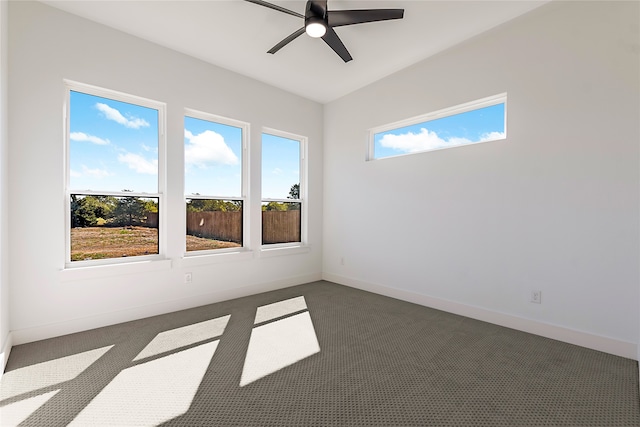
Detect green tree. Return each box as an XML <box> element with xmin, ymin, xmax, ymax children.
<box><xmin>262</xmin><ymin>201</ymin><xmax>287</xmax><ymax>211</ymax></box>
<box><xmin>143</xmin><ymin>199</ymin><xmax>159</xmax><ymax>213</ymax></box>
<box><xmin>187</xmin><ymin>198</ymin><xmax>241</xmax><ymax>212</ymax></box>
<box><xmin>113</xmin><ymin>191</ymin><xmax>146</xmax><ymax>227</ymax></box>
<box><xmin>287</xmin><ymin>183</ymin><xmax>301</xmax><ymax>210</ymax></box>
<box><xmin>288</xmin><ymin>183</ymin><xmax>300</xmax><ymax>199</ymax></box>
<box><xmin>70</xmin><ymin>195</ymin><xmax>116</xmax><ymax>227</ymax></box>
<box><xmin>71</xmin><ymin>195</ymin><xmax>96</xmax><ymax>227</ymax></box>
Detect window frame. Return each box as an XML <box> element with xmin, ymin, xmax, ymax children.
<box><xmin>183</xmin><ymin>108</ymin><xmax>250</xmax><ymax>256</ymax></box>
<box><xmin>261</xmin><ymin>127</ymin><xmax>307</xmax><ymax>250</ymax></box>
<box><xmin>64</xmin><ymin>80</ymin><xmax>167</xmax><ymax>268</ymax></box>
<box><xmin>368</xmin><ymin>93</ymin><xmax>507</xmax><ymax>161</ymax></box>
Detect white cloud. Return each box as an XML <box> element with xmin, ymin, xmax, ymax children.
<box><xmin>379</xmin><ymin>128</ymin><xmax>504</xmax><ymax>154</ymax></box>
<box><xmin>272</xmin><ymin>168</ymin><xmax>283</xmax><ymax>175</ymax></box>
<box><xmin>184</xmin><ymin>129</ymin><xmax>239</xmax><ymax>168</ymax></box>
<box><xmin>70</xmin><ymin>132</ymin><xmax>110</xmax><ymax>145</ymax></box>
<box><xmin>140</xmin><ymin>143</ymin><xmax>158</xmax><ymax>154</ymax></box>
<box><xmin>480</xmin><ymin>131</ymin><xmax>506</xmax><ymax>141</ymax></box>
<box><xmin>81</xmin><ymin>165</ymin><xmax>112</xmax><ymax>178</ymax></box>
<box><xmin>379</xmin><ymin>128</ymin><xmax>471</xmax><ymax>153</ymax></box>
<box><xmin>96</xmin><ymin>103</ymin><xmax>149</xmax><ymax>129</ymax></box>
<box><xmin>118</xmin><ymin>152</ymin><xmax>158</xmax><ymax>174</ymax></box>
<box><xmin>70</xmin><ymin>169</ymin><xmax>81</xmax><ymax>178</ymax></box>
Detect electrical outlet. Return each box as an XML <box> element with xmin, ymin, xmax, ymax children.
<box><xmin>184</xmin><ymin>272</ymin><xmax>193</xmax><ymax>284</ymax></box>
<box><xmin>530</xmin><ymin>290</ymin><xmax>541</xmax><ymax>304</ymax></box>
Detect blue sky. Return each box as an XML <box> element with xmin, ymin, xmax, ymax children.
<box><xmin>374</xmin><ymin>103</ymin><xmax>506</xmax><ymax>159</ymax></box>
<box><xmin>261</xmin><ymin>133</ymin><xmax>300</xmax><ymax>200</ymax></box>
<box><xmin>69</xmin><ymin>91</ymin><xmax>159</xmax><ymax>193</ymax></box>
<box><xmin>70</xmin><ymin>91</ymin><xmax>300</xmax><ymax>199</ymax></box>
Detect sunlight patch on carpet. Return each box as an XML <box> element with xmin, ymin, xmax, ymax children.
<box><xmin>0</xmin><ymin>346</ymin><xmax>113</xmax><ymax>400</ymax></box>
<box><xmin>69</xmin><ymin>340</ymin><xmax>218</xmax><ymax>426</ymax></box>
<box><xmin>0</xmin><ymin>390</ymin><xmax>59</xmax><ymax>426</ymax></box>
<box><xmin>133</xmin><ymin>315</ymin><xmax>230</xmax><ymax>361</ymax></box>
<box><xmin>240</xmin><ymin>311</ymin><xmax>320</xmax><ymax>387</ymax></box>
<box><xmin>254</xmin><ymin>296</ymin><xmax>307</xmax><ymax>324</ymax></box>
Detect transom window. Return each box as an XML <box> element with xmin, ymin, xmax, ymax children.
<box><xmin>370</xmin><ymin>93</ymin><xmax>507</xmax><ymax>160</ymax></box>
<box><xmin>184</xmin><ymin>110</ymin><xmax>248</xmax><ymax>253</ymax></box>
<box><xmin>65</xmin><ymin>81</ymin><xmax>165</xmax><ymax>265</ymax></box>
<box><xmin>261</xmin><ymin>130</ymin><xmax>306</xmax><ymax>246</ymax></box>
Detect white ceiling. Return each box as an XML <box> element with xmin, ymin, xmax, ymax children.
<box><xmin>42</xmin><ymin>0</ymin><xmax>550</xmax><ymax>104</ymax></box>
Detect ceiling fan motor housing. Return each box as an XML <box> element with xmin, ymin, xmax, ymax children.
<box><xmin>305</xmin><ymin>0</ymin><xmax>327</xmax><ymax>35</ymax></box>
<box><xmin>305</xmin><ymin>0</ymin><xmax>327</xmax><ymax>21</ymax></box>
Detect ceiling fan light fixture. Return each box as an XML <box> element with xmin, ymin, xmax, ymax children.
<box><xmin>305</xmin><ymin>17</ymin><xmax>326</xmax><ymax>38</ymax></box>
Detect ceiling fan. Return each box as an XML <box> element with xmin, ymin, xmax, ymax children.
<box><xmin>245</xmin><ymin>0</ymin><xmax>404</xmax><ymax>63</ymax></box>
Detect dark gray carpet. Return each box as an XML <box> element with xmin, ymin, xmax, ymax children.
<box><xmin>2</xmin><ymin>281</ymin><xmax>639</xmax><ymax>426</ymax></box>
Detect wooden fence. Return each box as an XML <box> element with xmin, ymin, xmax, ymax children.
<box><xmin>187</xmin><ymin>211</ymin><xmax>242</xmax><ymax>243</ymax></box>
<box><xmin>146</xmin><ymin>212</ymin><xmax>159</xmax><ymax>228</ymax></box>
<box><xmin>262</xmin><ymin>210</ymin><xmax>300</xmax><ymax>244</ymax></box>
<box><xmin>186</xmin><ymin>210</ymin><xmax>300</xmax><ymax>244</ymax></box>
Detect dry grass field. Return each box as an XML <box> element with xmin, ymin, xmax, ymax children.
<box><xmin>185</xmin><ymin>235</ymin><xmax>240</xmax><ymax>252</ymax></box>
<box><xmin>70</xmin><ymin>227</ymin><xmax>240</xmax><ymax>261</ymax></box>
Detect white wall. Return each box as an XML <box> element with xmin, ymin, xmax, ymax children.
<box><xmin>1</xmin><ymin>0</ymin><xmax>10</xmax><ymax>368</ymax></box>
<box><xmin>8</xmin><ymin>1</ymin><xmax>323</xmax><ymax>343</ymax></box>
<box><xmin>323</xmin><ymin>1</ymin><xmax>640</xmax><ymax>358</ymax></box>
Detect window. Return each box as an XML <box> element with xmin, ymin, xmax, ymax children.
<box><xmin>65</xmin><ymin>81</ymin><xmax>165</xmax><ymax>265</ymax></box>
<box><xmin>184</xmin><ymin>111</ymin><xmax>247</xmax><ymax>253</ymax></box>
<box><xmin>261</xmin><ymin>130</ymin><xmax>305</xmax><ymax>246</ymax></box>
<box><xmin>369</xmin><ymin>93</ymin><xmax>507</xmax><ymax>160</ymax></box>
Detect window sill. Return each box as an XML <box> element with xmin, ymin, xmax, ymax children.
<box><xmin>179</xmin><ymin>250</ymin><xmax>255</xmax><ymax>267</ymax></box>
<box><xmin>60</xmin><ymin>258</ymin><xmax>173</xmax><ymax>282</ymax></box>
<box><xmin>260</xmin><ymin>245</ymin><xmax>310</xmax><ymax>258</ymax></box>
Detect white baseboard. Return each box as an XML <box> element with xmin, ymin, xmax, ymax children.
<box><xmin>323</xmin><ymin>273</ymin><xmax>637</xmax><ymax>360</ymax></box>
<box><xmin>1</xmin><ymin>330</ymin><xmax>12</xmax><ymax>373</ymax></box>
<box><xmin>11</xmin><ymin>272</ymin><xmax>322</xmax><ymax>346</ymax></box>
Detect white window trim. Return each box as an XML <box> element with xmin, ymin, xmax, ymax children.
<box><xmin>178</xmin><ymin>250</ymin><xmax>255</xmax><ymax>267</ymax></box>
<box><xmin>260</xmin><ymin>244</ymin><xmax>310</xmax><ymax>258</ymax></box>
<box><xmin>367</xmin><ymin>93</ymin><xmax>508</xmax><ymax>161</ymax></box>
<box><xmin>183</xmin><ymin>108</ymin><xmax>250</xmax><ymax>257</ymax></box>
<box><xmin>60</xmin><ymin>259</ymin><xmax>173</xmax><ymax>282</ymax></box>
<box><xmin>261</xmin><ymin>127</ymin><xmax>308</xmax><ymax>251</ymax></box>
<box><xmin>63</xmin><ymin>80</ymin><xmax>167</xmax><ymax>268</ymax></box>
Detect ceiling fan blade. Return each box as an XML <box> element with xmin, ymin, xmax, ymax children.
<box><xmin>321</xmin><ymin>26</ymin><xmax>353</xmax><ymax>63</ymax></box>
<box><xmin>267</xmin><ymin>27</ymin><xmax>306</xmax><ymax>54</ymax></box>
<box><xmin>327</xmin><ymin>9</ymin><xmax>404</xmax><ymax>27</ymax></box>
<box><xmin>245</xmin><ymin>0</ymin><xmax>304</xmax><ymax>19</ymax></box>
